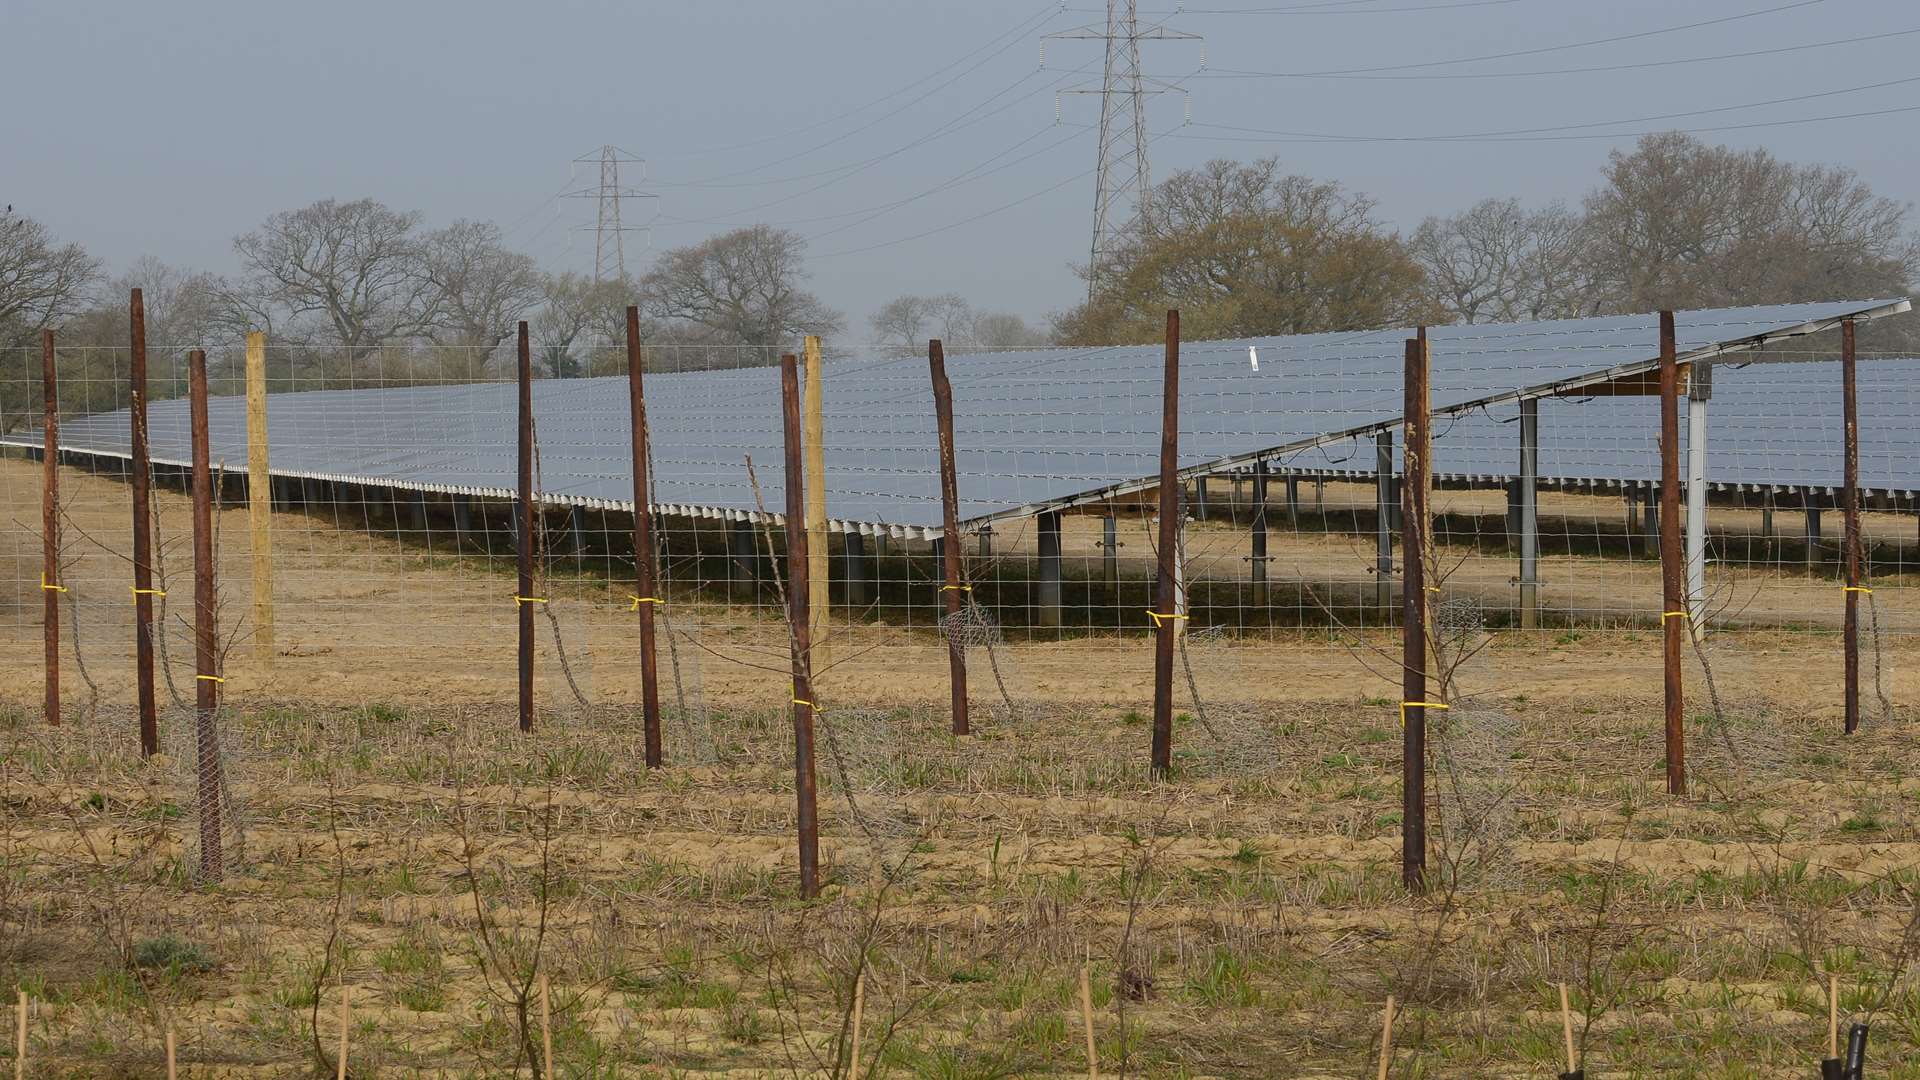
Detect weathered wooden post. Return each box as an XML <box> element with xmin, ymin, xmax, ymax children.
<box><xmin>779</xmin><ymin>353</ymin><xmax>821</xmax><ymax>899</ymax></box>
<box><xmin>1842</xmin><ymin>317</ymin><xmax>1861</xmax><ymax>734</ymax></box>
<box><xmin>803</xmin><ymin>335</ymin><xmax>831</xmax><ymax>672</ymax></box>
<box><xmin>1658</xmin><ymin>311</ymin><xmax>1687</xmax><ymax>796</ymax></box>
<box><xmin>130</xmin><ymin>290</ymin><xmax>160</xmax><ymax>758</ymax></box>
<box><xmin>627</xmin><ymin>307</ymin><xmax>664</xmax><ymax>765</ymax></box>
<box><xmin>516</xmin><ymin>321</ymin><xmax>536</xmax><ymax>733</ymax></box>
<box><xmin>244</xmin><ymin>331</ymin><xmax>275</xmax><ymax>666</ymax></box>
<box><xmin>1150</xmin><ymin>309</ymin><xmax>1181</xmax><ymax>777</ymax></box>
<box><xmin>928</xmin><ymin>339</ymin><xmax>969</xmax><ymax>736</ymax></box>
<box><xmin>1401</xmin><ymin>331</ymin><xmax>1433</xmax><ymax>893</ymax></box>
<box><xmin>188</xmin><ymin>349</ymin><xmax>226</xmax><ymax>879</ymax></box>
<box><xmin>40</xmin><ymin>331</ymin><xmax>60</xmax><ymax>726</ymax></box>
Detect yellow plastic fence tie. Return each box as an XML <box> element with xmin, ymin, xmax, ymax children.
<box><xmin>628</xmin><ymin>595</ymin><xmax>664</xmax><ymax>611</ymax></box>
<box><xmin>938</xmin><ymin>584</ymin><xmax>972</xmax><ymax>593</ymax></box>
<box><xmin>514</xmin><ymin>596</ymin><xmax>548</xmax><ymax>604</ymax></box>
<box><xmin>1662</xmin><ymin>611</ymin><xmax>1691</xmax><ymax>620</ymax></box>
<box><xmin>791</xmin><ymin>698</ymin><xmax>816</xmax><ymax>709</ymax></box>
<box><xmin>195</xmin><ymin>674</ymin><xmax>225</xmax><ymax>684</ymax></box>
<box><xmin>1399</xmin><ymin>701</ymin><xmax>1450</xmax><ymax>728</ymax></box>
<box><xmin>1145</xmin><ymin>609</ymin><xmax>1189</xmax><ymax>626</ymax></box>
<box><xmin>39</xmin><ymin>573</ymin><xmax>66</xmax><ymax>593</ymax></box>
<box><xmin>1843</xmin><ymin>585</ymin><xmax>1874</xmax><ymax>595</ymax></box>
<box><xmin>130</xmin><ymin>586</ymin><xmax>166</xmax><ymax>598</ymax></box>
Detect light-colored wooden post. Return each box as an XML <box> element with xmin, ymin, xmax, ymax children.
<box><xmin>1830</xmin><ymin>973</ymin><xmax>1840</xmax><ymax>1059</ymax></box>
<box><xmin>166</xmin><ymin>1024</ymin><xmax>176</xmax><ymax>1080</ymax></box>
<box><xmin>245</xmin><ymin>331</ymin><xmax>274</xmax><ymax>666</ymax></box>
<box><xmin>848</xmin><ymin>971</ymin><xmax>865</xmax><ymax>1080</ymax></box>
<box><xmin>336</xmin><ymin>984</ymin><xmax>350</xmax><ymax>1080</ymax></box>
<box><xmin>1376</xmin><ymin>995</ymin><xmax>1394</xmax><ymax>1080</ymax></box>
<box><xmin>1559</xmin><ymin>982</ymin><xmax>1576</xmax><ymax>1075</ymax></box>
<box><xmin>802</xmin><ymin>335</ymin><xmax>830</xmax><ymax>672</ymax></box>
<box><xmin>539</xmin><ymin>972</ymin><xmax>554</xmax><ymax>1078</ymax></box>
<box><xmin>14</xmin><ymin>989</ymin><xmax>25</xmax><ymax>1080</ymax></box>
<box><xmin>1079</xmin><ymin>965</ymin><xmax>1098</xmax><ymax>1078</ymax></box>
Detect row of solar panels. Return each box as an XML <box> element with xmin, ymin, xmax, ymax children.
<box><xmin>9</xmin><ymin>298</ymin><xmax>1911</xmax><ymax>535</ymax></box>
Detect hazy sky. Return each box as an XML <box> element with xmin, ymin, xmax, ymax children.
<box><xmin>4</xmin><ymin>0</ymin><xmax>1917</xmax><ymax>336</ymax></box>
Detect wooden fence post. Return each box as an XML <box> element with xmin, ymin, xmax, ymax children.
<box><xmin>1658</xmin><ymin>311</ymin><xmax>1687</xmax><ymax>795</ymax></box>
<box><xmin>1150</xmin><ymin>309</ymin><xmax>1181</xmax><ymax>777</ymax></box>
<box><xmin>780</xmin><ymin>353</ymin><xmax>821</xmax><ymax>899</ymax></box>
<box><xmin>1401</xmin><ymin>331</ymin><xmax>1432</xmax><ymax>893</ymax></box>
<box><xmin>245</xmin><ymin>331</ymin><xmax>275</xmax><ymax>666</ymax></box>
<box><xmin>130</xmin><ymin>291</ymin><xmax>159</xmax><ymax>757</ymax></box>
<box><xmin>188</xmin><ymin>349</ymin><xmax>226</xmax><ymax>880</ymax></box>
<box><xmin>517</xmin><ymin>321</ymin><xmax>536</xmax><ymax>733</ymax></box>
<box><xmin>41</xmin><ymin>330</ymin><xmax>60</xmax><ymax>726</ymax></box>
<box><xmin>626</xmin><ymin>307</ymin><xmax>664</xmax><ymax>765</ymax></box>
<box><xmin>928</xmin><ymin>339</ymin><xmax>969</xmax><ymax>736</ymax></box>
<box><xmin>14</xmin><ymin>988</ymin><xmax>25</xmax><ymax>1080</ymax></box>
<box><xmin>1842</xmin><ymin>317</ymin><xmax>1861</xmax><ymax>734</ymax></box>
<box><xmin>803</xmin><ymin>335</ymin><xmax>830</xmax><ymax>673</ymax></box>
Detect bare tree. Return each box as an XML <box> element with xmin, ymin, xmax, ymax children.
<box><xmin>1580</xmin><ymin>132</ymin><xmax>1916</xmax><ymax>313</ymax></box>
<box><xmin>118</xmin><ymin>258</ymin><xmax>224</xmax><ymax>345</ymax></box>
<box><xmin>228</xmin><ymin>198</ymin><xmax>440</xmax><ymax>361</ymax></box>
<box><xmin>0</xmin><ymin>211</ymin><xmax>101</xmax><ymax>429</ymax></box>
<box><xmin>0</xmin><ymin>210</ymin><xmax>100</xmax><ymax>347</ymax></box>
<box><xmin>107</xmin><ymin>258</ymin><xmax>226</xmax><ymax>399</ymax></box>
<box><xmin>869</xmin><ymin>293</ymin><xmax>977</xmax><ymax>355</ymax></box>
<box><xmin>869</xmin><ymin>295</ymin><xmax>935</xmax><ymax>357</ymax></box>
<box><xmin>969</xmin><ymin>311</ymin><xmax>1048</xmax><ymax>350</ymax></box>
<box><xmin>643</xmin><ymin>225</ymin><xmax>843</xmax><ymax>354</ymax></box>
<box><xmin>420</xmin><ymin>220</ymin><xmax>544</xmax><ymax>367</ymax></box>
<box><xmin>1056</xmin><ymin>157</ymin><xmax>1437</xmax><ymax>344</ymax></box>
<box><xmin>530</xmin><ymin>272</ymin><xmax>637</xmax><ymax>378</ymax></box>
<box><xmin>1411</xmin><ymin>199</ymin><xmax>1589</xmax><ymax>324</ymax></box>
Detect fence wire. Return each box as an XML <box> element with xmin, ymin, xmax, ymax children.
<box><xmin>0</xmin><ymin>325</ymin><xmax>1909</xmax><ymax>751</ymax></box>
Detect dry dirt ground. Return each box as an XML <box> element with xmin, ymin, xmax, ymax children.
<box><xmin>4</xmin><ymin>461</ymin><xmax>1920</xmax><ymax>1076</ymax></box>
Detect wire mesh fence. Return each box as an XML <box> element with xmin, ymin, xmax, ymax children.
<box><xmin>5</xmin><ymin>301</ymin><xmax>1920</xmax><ymax>1076</ymax></box>
<box><xmin>2</xmin><ymin>314</ymin><xmax>1915</xmax><ymax>738</ymax></box>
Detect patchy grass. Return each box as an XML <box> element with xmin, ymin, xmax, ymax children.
<box><xmin>1</xmin><ymin>631</ymin><xmax>1918</xmax><ymax>1076</ymax></box>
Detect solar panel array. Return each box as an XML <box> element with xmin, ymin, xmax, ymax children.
<box><xmin>1277</xmin><ymin>355</ymin><xmax>1920</xmax><ymax>498</ymax></box>
<box><xmin>12</xmin><ymin>298</ymin><xmax>1911</xmax><ymax>534</ymax></box>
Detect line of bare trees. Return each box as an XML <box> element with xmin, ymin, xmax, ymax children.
<box><xmin>0</xmin><ymin>200</ymin><xmax>859</xmax><ymax>426</ymax></box>
<box><xmin>1056</xmin><ymin>132</ymin><xmax>1919</xmax><ymax>344</ymax></box>
<box><xmin>4</xmin><ymin>129</ymin><xmax>1917</xmax><ymax>423</ymax></box>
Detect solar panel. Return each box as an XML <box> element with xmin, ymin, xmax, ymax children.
<box><xmin>17</xmin><ymin>298</ymin><xmax>1911</xmax><ymax>533</ymax></box>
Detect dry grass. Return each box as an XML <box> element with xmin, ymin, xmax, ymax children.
<box><xmin>7</xmin><ymin>460</ymin><xmax>1920</xmax><ymax>1076</ymax></box>
<box><xmin>0</xmin><ymin>664</ymin><xmax>1917</xmax><ymax>1077</ymax></box>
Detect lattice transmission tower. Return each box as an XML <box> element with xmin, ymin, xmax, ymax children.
<box><xmin>567</xmin><ymin>146</ymin><xmax>658</xmax><ymax>282</ymax></box>
<box><xmin>1046</xmin><ymin>1</ymin><xmax>1201</xmax><ymax>296</ymax></box>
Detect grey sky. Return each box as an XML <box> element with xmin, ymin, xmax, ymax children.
<box><xmin>4</xmin><ymin>0</ymin><xmax>1916</xmax><ymax>336</ymax></box>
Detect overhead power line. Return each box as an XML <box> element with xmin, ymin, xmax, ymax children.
<box><xmin>1073</xmin><ymin>0</ymin><xmax>1527</xmax><ymax>14</ymax></box>
<box><xmin>654</xmin><ymin>63</ymin><xmax>1101</xmax><ymax>230</ymax></box>
<box><xmin>814</xmin><ymin>124</ymin><xmax>1182</xmax><ymax>260</ymax></box>
<box><xmin>1198</xmin><ymin>0</ymin><xmax>1827</xmax><ymax>80</ymax></box>
<box><xmin>664</xmin><ymin>4</ymin><xmax>1067</xmax><ymax>187</ymax></box>
<box><xmin>1194</xmin><ymin>25</ymin><xmax>1920</xmax><ymax>80</ymax></box>
<box><xmin>1173</xmin><ymin>94</ymin><xmax>1920</xmax><ymax>145</ymax></box>
<box><xmin>650</xmin><ymin>1</ymin><xmax>1069</xmax><ymax>163</ymax></box>
<box><xmin>656</xmin><ymin>121</ymin><xmax>1090</xmax><ymax>235</ymax></box>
